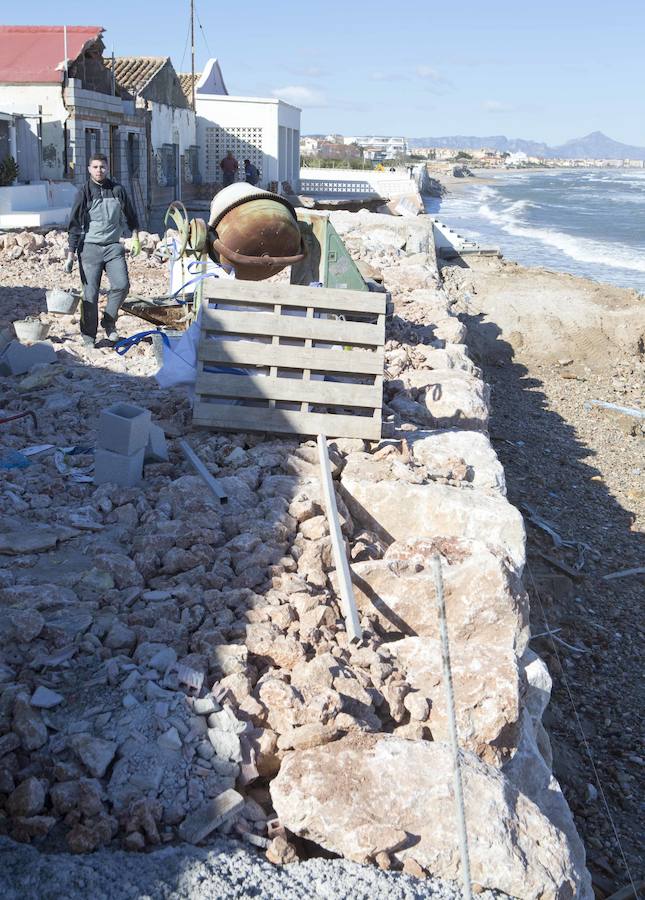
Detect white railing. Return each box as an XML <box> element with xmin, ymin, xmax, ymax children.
<box><xmin>299</xmin><ymin>167</ymin><xmax>418</xmax><ymax>198</ymax></box>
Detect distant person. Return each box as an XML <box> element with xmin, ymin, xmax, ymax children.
<box><xmin>244</xmin><ymin>159</ymin><xmax>260</xmax><ymax>186</ymax></box>
<box><xmin>220</xmin><ymin>151</ymin><xmax>239</xmax><ymax>187</ymax></box>
<box><xmin>65</xmin><ymin>153</ymin><xmax>140</xmax><ymax>347</ymax></box>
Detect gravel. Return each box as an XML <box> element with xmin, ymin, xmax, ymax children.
<box><xmin>0</xmin><ymin>836</ymin><xmax>486</xmax><ymax>900</ymax></box>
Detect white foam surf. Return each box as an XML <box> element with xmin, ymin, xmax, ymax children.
<box><xmin>477</xmin><ymin>200</ymin><xmax>645</xmax><ymax>273</ymax></box>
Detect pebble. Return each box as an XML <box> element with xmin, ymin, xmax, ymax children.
<box><xmin>158</xmin><ymin>728</ymin><xmax>182</xmax><ymax>752</ymax></box>
<box><xmin>30</xmin><ymin>686</ymin><xmax>64</xmax><ymax>709</ymax></box>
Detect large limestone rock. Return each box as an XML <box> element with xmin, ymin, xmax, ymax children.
<box><xmin>407</xmin><ymin>429</ymin><xmax>506</xmax><ymax>495</ymax></box>
<box><xmin>340</xmin><ymin>477</ymin><xmax>526</xmax><ymax>574</ymax></box>
<box><xmin>351</xmin><ymin>538</ymin><xmax>529</xmax><ymax>652</ymax></box>
<box><xmin>388</xmin><ymin>637</ymin><xmax>520</xmax><ymax>764</ymax></box>
<box><xmin>395</xmin><ymin>369</ymin><xmax>490</xmax><ymax>431</ymax></box>
<box><xmin>412</xmin><ymin>343</ymin><xmax>480</xmax><ymax>376</ymax></box>
<box><xmin>271</xmin><ymin>734</ymin><xmax>591</xmax><ymax>899</ymax></box>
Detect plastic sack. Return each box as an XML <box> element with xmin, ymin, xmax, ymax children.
<box><xmin>155</xmin><ymin>312</ymin><xmax>203</xmax><ymax>390</ymax></box>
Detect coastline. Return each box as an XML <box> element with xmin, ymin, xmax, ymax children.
<box><xmin>422</xmin><ymin>166</ymin><xmax>645</xmax><ymax>295</ymax></box>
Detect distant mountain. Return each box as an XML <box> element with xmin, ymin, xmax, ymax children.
<box><xmin>550</xmin><ymin>131</ymin><xmax>645</xmax><ymax>160</ymax></box>
<box><xmin>408</xmin><ymin>131</ymin><xmax>645</xmax><ymax>160</ymax></box>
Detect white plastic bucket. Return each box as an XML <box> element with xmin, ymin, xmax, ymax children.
<box><xmin>46</xmin><ymin>288</ymin><xmax>80</xmax><ymax>315</ymax></box>
<box><xmin>13</xmin><ymin>319</ymin><xmax>50</xmax><ymax>343</ymax></box>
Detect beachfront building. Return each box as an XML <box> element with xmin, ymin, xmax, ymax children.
<box><xmin>0</xmin><ymin>25</ymin><xmax>147</xmax><ymax>228</ymax></box>
<box><xmin>344</xmin><ymin>136</ymin><xmax>408</xmax><ymax>161</ymax></box>
<box><xmin>108</xmin><ymin>55</ymin><xmax>199</xmax><ymax>226</ymax></box>
<box><xmin>191</xmin><ymin>59</ymin><xmax>301</xmax><ymax>191</ymax></box>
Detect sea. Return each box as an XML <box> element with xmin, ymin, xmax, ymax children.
<box><xmin>424</xmin><ymin>168</ymin><xmax>645</xmax><ymax>294</ymax></box>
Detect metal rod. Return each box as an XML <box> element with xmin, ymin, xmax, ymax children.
<box><xmin>179</xmin><ymin>439</ymin><xmax>227</xmax><ymax>504</ymax></box>
<box><xmin>431</xmin><ymin>553</ymin><xmax>472</xmax><ymax>900</ymax></box>
<box><xmin>190</xmin><ymin>0</ymin><xmax>196</xmax><ymax>111</ymax></box>
<box><xmin>317</xmin><ymin>434</ymin><xmax>362</xmax><ymax>642</ymax></box>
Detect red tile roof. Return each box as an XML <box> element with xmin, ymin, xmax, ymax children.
<box><xmin>0</xmin><ymin>26</ymin><xmax>103</xmax><ymax>84</ymax></box>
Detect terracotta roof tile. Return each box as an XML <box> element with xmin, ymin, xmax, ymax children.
<box><xmin>177</xmin><ymin>72</ymin><xmax>200</xmax><ymax>105</ymax></box>
<box><xmin>106</xmin><ymin>56</ymin><xmax>167</xmax><ymax>96</ymax></box>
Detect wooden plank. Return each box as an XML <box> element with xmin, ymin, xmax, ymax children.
<box><xmin>195</xmin><ymin>372</ymin><xmax>381</xmax><ymax>408</ymax></box>
<box><xmin>201</xmin><ymin>308</ymin><xmax>383</xmax><ymax>345</ymax></box>
<box><xmin>178</xmin><ymin>440</ymin><xmax>228</xmax><ymax>504</ymax></box>
<box><xmin>203</xmin><ymin>278</ymin><xmax>386</xmax><ymax>315</ymax></box>
<box><xmin>193</xmin><ymin>402</ymin><xmax>382</xmax><ymax>440</ymax></box>
<box><xmin>317</xmin><ymin>434</ymin><xmax>362</xmax><ymax>642</ymax></box>
<box><xmin>198</xmin><ymin>340</ymin><xmax>385</xmax><ymax>375</ymax></box>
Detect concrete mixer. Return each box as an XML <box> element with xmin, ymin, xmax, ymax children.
<box><xmin>121</xmin><ymin>185</ymin><xmax>307</xmax><ymax>330</ymax></box>
<box><xmin>207</xmin><ymin>183</ymin><xmax>306</xmax><ymax>280</ymax></box>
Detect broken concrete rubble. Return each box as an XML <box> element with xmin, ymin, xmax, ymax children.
<box><xmin>0</xmin><ymin>215</ymin><xmax>590</xmax><ymax>896</ymax></box>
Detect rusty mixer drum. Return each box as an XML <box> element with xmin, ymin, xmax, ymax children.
<box><xmin>207</xmin><ymin>183</ymin><xmax>306</xmax><ymax>281</ymax></box>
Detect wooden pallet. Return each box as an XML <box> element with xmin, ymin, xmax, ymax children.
<box><xmin>193</xmin><ymin>280</ymin><xmax>386</xmax><ymax>439</ymax></box>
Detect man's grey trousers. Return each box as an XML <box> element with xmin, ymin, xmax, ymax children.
<box><xmin>78</xmin><ymin>242</ymin><xmax>130</xmax><ymax>338</ymax></box>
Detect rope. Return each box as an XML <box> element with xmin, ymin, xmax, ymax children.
<box><xmin>431</xmin><ymin>554</ymin><xmax>473</xmax><ymax>899</ymax></box>
<box><xmin>526</xmin><ymin>561</ymin><xmax>639</xmax><ymax>895</ymax></box>
<box><xmin>113</xmin><ymin>329</ymin><xmax>168</xmax><ymax>356</ymax></box>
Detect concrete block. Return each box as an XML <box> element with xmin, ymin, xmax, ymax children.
<box><xmin>98</xmin><ymin>403</ymin><xmax>151</xmax><ymax>455</ymax></box>
<box><xmin>178</xmin><ymin>789</ymin><xmax>244</xmax><ymax>844</ymax></box>
<box><xmin>94</xmin><ymin>447</ymin><xmax>144</xmax><ymax>487</ymax></box>
<box><xmin>0</xmin><ymin>341</ymin><xmax>57</xmax><ymax>377</ymax></box>
<box><xmin>144</xmin><ymin>422</ymin><xmax>169</xmax><ymax>463</ymax></box>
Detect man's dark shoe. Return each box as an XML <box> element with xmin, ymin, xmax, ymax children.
<box><xmin>101</xmin><ymin>317</ymin><xmax>119</xmax><ymax>343</ymax></box>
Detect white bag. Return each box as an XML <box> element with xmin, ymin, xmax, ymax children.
<box><xmin>155</xmin><ymin>312</ymin><xmax>202</xmax><ymax>390</ymax></box>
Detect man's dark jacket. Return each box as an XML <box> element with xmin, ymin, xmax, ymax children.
<box><xmin>68</xmin><ymin>178</ymin><xmax>138</xmax><ymax>253</ymax></box>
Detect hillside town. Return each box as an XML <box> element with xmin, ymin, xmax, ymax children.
<box><xmin>301</xmin><ymin>134</ymin><xmax>645</xmax><ymax>169</ymax></box>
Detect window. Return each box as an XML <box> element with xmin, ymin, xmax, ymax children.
<box><xmin>85</xmin><ymin>128</ymin><xmax>101</xmax><ymax>167</ymax></box>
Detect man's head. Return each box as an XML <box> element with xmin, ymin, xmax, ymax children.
<box><xmin>226</xmin><ymin>151</ymin><xmax>234</xmax><ymax>159</ymax></box>
<box><xmin>244</xmin><ymin>159</ymin><xmax>250</xmax><ymax>166</ymax></box>
<box><xmin>88</xmin><ymin>154</ymin><xmax>108</xmax><ymax>183</ymax></box>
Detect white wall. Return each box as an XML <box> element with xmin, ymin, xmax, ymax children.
<box><xmin>150</xmin><ymin>102</ymin><xmax>195</xmax><ymax>155</ymax></box>
<box><xmin>195</xmin><ymin>95</ymin><xmax>300</xmax><ymax>188</ymax></box>
<box><xmin>0</xmin><ymin>84</ymin><xmax>68</xmax><ymax>180</ymax></box>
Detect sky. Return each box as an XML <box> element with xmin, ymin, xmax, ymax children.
<box><xmin>6</xmin><ymin>0</ymin><xmax>645</xmax><ymax>146</ymax></box>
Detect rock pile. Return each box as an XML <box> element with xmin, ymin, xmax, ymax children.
<box><xmin>0</xmin><ymin>212</ymin><xmax>591</xmax><ymax>896</ymax></box>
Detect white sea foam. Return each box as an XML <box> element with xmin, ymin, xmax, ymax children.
<box><xmin>477</xmin><ymin>201</ymin><xmax>645</xmax><ymax>273</ymax></box>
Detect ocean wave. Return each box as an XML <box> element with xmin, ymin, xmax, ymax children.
<box><xmin>478</xmin><ymin>202</ymin><xmax>645</xmax><ymax>273</ymax></box>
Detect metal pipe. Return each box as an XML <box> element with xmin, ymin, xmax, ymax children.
<box><xmin>431</xmin><ymin>553</ymin><xmax>472</xmax><ymax>900</ymax></box>
<box><xmin>190</xmin><ymin>0</ymin><xmax>196</xmax><ymax>112</ymax></box>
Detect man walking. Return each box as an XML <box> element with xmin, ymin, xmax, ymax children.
<box><xmin>219</xmin><ymin>151</ymin><xmax>239</xmax><ymax>187</ymax></box>
<box><xmin>65</xmin><ymin>153</ymin><xmax>140</xmax><ymax>347</ymax></box>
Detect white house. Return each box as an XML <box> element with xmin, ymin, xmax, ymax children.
<box><xmin>0</xmin><ymin>25</ymin><xmax>147</xmax><ymax>227</ymax></box>
<box><xmin>192</xmin><ymin>59</ymin><xmax>301</xmax><ymax>190</ymax></box>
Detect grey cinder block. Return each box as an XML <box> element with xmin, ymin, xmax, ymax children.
<box><xmin>94</xmin><ymin>447</ymin><xmax>144</xmax><ymax>487</ymax></box>
<box><xmin>145</xmin><ymin>423</ymin><xmax>169</xmax><ymax>463</ymax></box>
<box><xmin>98</xmin><ymin>403</ymin><xmax>151</xmax><ymax>455</ymax></box>
<box><xmin>0</xmin><ymin>341</ymin><xmax>57</xmax><ymax>377</ymax></box>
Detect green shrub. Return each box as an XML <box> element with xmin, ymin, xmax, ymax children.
<box><xmin>0</xmin><ymin>155</ymin><xmax>19</xmax><ymax>186</ymax></box>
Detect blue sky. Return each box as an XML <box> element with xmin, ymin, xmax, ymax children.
<box><xmin>8</xmin><ymin>0</ymin><xmax>645</xmax><ymax>146</ymax></box>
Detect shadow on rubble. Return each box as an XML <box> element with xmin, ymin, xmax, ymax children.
<box><xmin>0</xmin><ymin>326</ymin><xmax>343</xmax><ymax>872</ymax></box>
<box><xmin>0</xmin><ymin>286</ymin><xmax>49</xmax><ymax>332</ymax></box>
<box><xmin>459</xmin><ymin>309</ymin><xmax>645</xmax><ymax>886</ymax></box>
